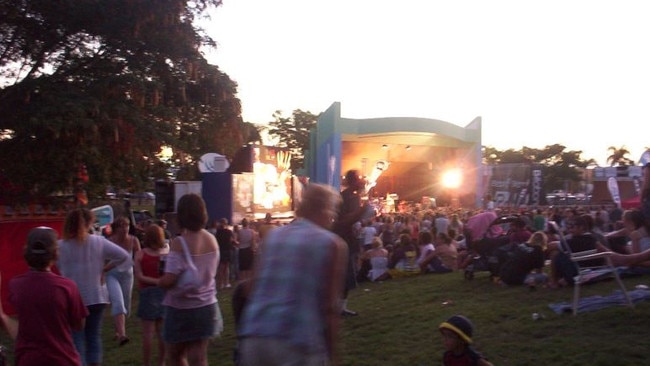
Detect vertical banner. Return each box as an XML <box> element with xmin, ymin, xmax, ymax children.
<box><xmin>531</xmin><ymin>167</ymin><xmax>542</xmax><ymax>206</ymax></box>
<box><xmin>202</xmin><ymin>172</ymin><xmax>233</xmax><ymax>225</ymax></box>
<box><xmin>517</xmin><ymin>187</ymin><xmax>529</xmax><ymax>207</ymax></box>
<box><xmin>607</xmin><ymin>176</ymin><xmax>621</xmax><ymax>208</ymax></box>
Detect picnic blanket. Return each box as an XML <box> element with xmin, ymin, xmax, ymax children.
<box><xmin>548</xmin><ymin>289</ymin><xmax>650</xmax><ymax>314</ymax></box>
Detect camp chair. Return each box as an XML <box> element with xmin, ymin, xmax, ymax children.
<box><xmin>549</xmin><ymin>221</ymin><xmax>633</xmax><ymax>315</ymax></box>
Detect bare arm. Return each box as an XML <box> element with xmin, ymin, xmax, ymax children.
<box><xmin>158</xmin><ymin>237</ymin><xmax>182</xmax><ymax>289</ymax></box>
<box><xmin>419</xmin><ymin>249</ymin><xmax>439</xmax><ymax>272</ymax></box>
<box><xmin>605</xmin><ymin>227</ymin><xmax>629</xmax><ymax>239</ymax></box>
<box><xmin>478</xmin><ymin>358</ymin><xmax>494</xmax><ymax>366</ymax></box>
<box><xmin>630</xmin><ymin>230</ymin><xmax>642</xmax><ymax>254</ymax></box>
<box><xmin>0</xmin><ymin>273</ymin><xmax>18</xmax><ymax>340</ymax></box>
<box><xmin>133</xmin><ymin>235</ymin><xmax>142</xmax><ymax>254</ymax></box>
<box><xmin>103</xmin><ymin>237</ymin><xmax>131</xmax><ymax>270</ymax></box>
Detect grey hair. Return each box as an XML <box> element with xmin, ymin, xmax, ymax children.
<box><xmin>296</xmin><ymin>183</ymin><xmax>341</xmax><ymax>219</ymax></box>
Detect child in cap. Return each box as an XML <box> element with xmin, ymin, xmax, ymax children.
<box><xmin>439</xmin><ymin>315</ymin><xmax>493</xmax><ymax>366</ymax></box>
<box><xmin>1</xmin><ymin>227</ymin><xmax>89</xmax><ymax>365</ymax></box>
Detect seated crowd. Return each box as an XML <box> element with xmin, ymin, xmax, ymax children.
<box><xmin>354</xmin><ymin>202</ymin><xmax>650</xmax><ymax>289</ymax></box>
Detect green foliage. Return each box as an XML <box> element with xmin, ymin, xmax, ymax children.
<box><xmin>606</xmin><ymin>145</ymin><xmax>634</xmax><ymax>167</ymax></box>
<box><xmin>266</xmin><ymin>109</ymin><xmax>319</xmax><ymax>172</ymax></box>
<box><xmin>0</xmin><ymin>0</ymin><xmax>251</xmax><ymax>202</ymax></box>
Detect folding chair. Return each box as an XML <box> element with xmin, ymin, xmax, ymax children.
<box><xmin>548</xmin><ymin>221</ymin><xmax>634</xmax><ymax>315</ymax></box>
<box><xmin>569</xmin><ymin>249</ymin><xmax>633</xmax><ymax>315</ymax></box>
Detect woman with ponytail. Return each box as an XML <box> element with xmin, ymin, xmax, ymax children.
<box><xmin>57</xmin><ymin>208</ymin><xmax>130</xmax><ymax>366</ymax></box>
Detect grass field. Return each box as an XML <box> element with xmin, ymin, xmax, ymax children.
<box><xmin>4</xmin><ymin>270</ymin><xmax>650</xmax><ymax>365</ymax></box>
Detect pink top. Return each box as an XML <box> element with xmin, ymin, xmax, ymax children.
<box><xmin>162</xmin><ymin>250</ymin><xmax>218</xmax><ymax>309</ymax></box>
<box><xmin>466</xmin><ymin>211</ymin><xmax>503</xmax><ymax>241</ymax></box>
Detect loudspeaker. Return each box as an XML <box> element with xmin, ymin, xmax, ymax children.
<box><xmin>154</xmin><ymin>181</ymin><xmax>175</xmax><ymax>218</ymax></box>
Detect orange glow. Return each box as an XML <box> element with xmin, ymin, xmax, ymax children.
<box><xmin>441</xmin><ymin>169</ymin><xmax>462</xmax><ymax>189</ymax></box>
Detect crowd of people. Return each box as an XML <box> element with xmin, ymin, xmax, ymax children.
<box><xmin>0</xmin><ymin>194</ymin><xmax>227</xmax><ymax>366</ymax></box>
<box><xmin>349</xmin><ymin>199</ymin><xmax>650</xmax><ymax>289</ymax></box>
<box><xmin>1</xmin><ymin>165</ymin><xmax>650</xmax><ymax>365</ymax></box>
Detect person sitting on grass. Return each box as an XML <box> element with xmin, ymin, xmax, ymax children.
<box><xmin>550</xmin><ymin>214</ymin><xmax>650</xmax><ymax>287</ymax></box>
<box><xmin>416</xmin><ymin>230</ymin><xmax>436</xmax><ymax>268</ymax></box>
<box><xmin>388</xmin><ymin>234</ymin><xmax>420</xmax><ymax>277</ymax></box>
<box><xmin>498</xmin><ymin>231</ymin><xmax>548</xmax><ymax>288</ymax></box>
<box><xmin>363</xmin><ymin>237</ymin><xmax>391</xmax><ymax>282</ymax></box>
<box><xmin>419</xmin><ymin>232</ymin><xmax>458</xmax><ymax>274</ymax></box>
<box><xmin>438</xmin><ymin>315</ymin><xmax>494</xmax><ymax>366</ymax></box>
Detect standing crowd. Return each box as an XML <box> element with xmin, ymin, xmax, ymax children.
<box><xmin>1</xmin><ymin>164</ymin><xmax>650</xmax><ymax>365</ymax></box>
<box><xmin>0</xmin><ymin>194</ymin><xmax>231</xmax><ymax>366</ymax></box>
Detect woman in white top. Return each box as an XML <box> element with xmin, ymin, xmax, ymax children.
<box><xmin>416</xmin><ymin>231</ymin><xmax>435</xmax><ymax>267</ymax></box>
<box><xmin>449</xmin><ymin>213</ymin><xmax>464</xmax><ymax>236</ymax></box>
<box><xmin>361</xmin><ymin>220</ymin><xmax>377</xmax><ymax>252</ymax></box>
<box><xmin>57</xmin><ymin>208</ymin><xmax>130</xmax><ymax>366</ymax></box>
<box><xmin>362</xmin><ymin>237</ymin><xmax>390</xmax><ymax>281</ymax></box>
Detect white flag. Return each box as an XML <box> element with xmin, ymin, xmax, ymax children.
<box><xmin>607</xmin><ymin>177</ymin><xmax>621</xmax><ymax>208</ymax></box>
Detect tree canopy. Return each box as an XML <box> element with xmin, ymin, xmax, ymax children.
<box><xmin>606</xmin><ymin>145</ymin><xmax>634</xmax><ymax>167</ymax></box>
<box><xmin>483</xmin><ymin>144</ymin><xmax>596</xmax><ymax>194</ymax></box>
<box><xmin>0</xmin><ymin>0</ymin><xmax>257</xmax><ymax>204</ymax></box>
<box><xmin>266</xmin><ymin>109</ymin><xmax>319</xmax><ymax>173</ymax></box>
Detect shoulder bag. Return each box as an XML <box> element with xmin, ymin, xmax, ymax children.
<box><xmin>176</xmin><ymin>236</ymin><xmax>201</xmax><ymax>290</ymax></box>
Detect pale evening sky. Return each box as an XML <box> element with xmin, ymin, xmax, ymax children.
<box><xmin>202</xmin><ymin>0</ymin><xmax>650</xmax><ymax>166</ymax></box>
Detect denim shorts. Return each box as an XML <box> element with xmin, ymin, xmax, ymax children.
<box><xmin>137</xmin><ymin>286</ymin><xmax>165</xmax><ymax>320</ymax></box>
<box><xmin>162</xmin><ymin>302</ymin><xmax>223</xmax><ymax>343</ymax></box>
<box><xmin>524</xmin><ymin>272</ymin><xmax>549</xmax><ymax>285</ymax></box>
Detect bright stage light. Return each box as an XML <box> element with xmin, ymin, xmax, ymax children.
<box><xmin>441</xmin><ymin>169</ymin><xmax>462</xmax><ymax>189</ymax></box>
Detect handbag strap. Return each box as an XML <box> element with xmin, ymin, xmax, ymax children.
<box><xmin>177</xmin><ymin>236</ymin><xmax>197</xmax><ymax>270</ymax></box>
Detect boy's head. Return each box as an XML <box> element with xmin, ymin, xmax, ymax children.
<box><xmin>439</xmin><ymin>315</ymin><xmax>474</xmax><ymax>346</ymax></box>
<box><xmin>24</xmin><ymin>226</ymin><xmax>59</xmax><ymax>270</ymax></box>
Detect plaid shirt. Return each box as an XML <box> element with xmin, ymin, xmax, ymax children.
<box><xmin>238</xmin><ymin>218</ymin><xmax>338</xmax><ymax>355</ymax></box>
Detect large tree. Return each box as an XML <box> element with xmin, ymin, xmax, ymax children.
<box><xmin>0</xmin><ymin>0</ymin><xmax>251</xmax><ymax>204</ymax></box>
<box><xmin>266</xmin><ymin>109</ymin><xmax>319</xmax><ymax>173</ymax></box>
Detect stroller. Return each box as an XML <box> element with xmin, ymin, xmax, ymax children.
<box><xmin>462</xmin><ymin>213</ymin><xmax>524</xmax><ymax>280</ymax></box>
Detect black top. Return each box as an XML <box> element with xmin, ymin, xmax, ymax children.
<box><xmin>216</xmin><ymin>228</ymin><xmax>234</xmax><ymax>262</ymax></box>
<box><xmin>499</xmin><ymin>244</ymin><xmax>545</xmax><ymax>285</ymax></box>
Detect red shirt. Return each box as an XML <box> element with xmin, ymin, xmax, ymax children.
<box><xmin>9</xmin><ymin>271</ymin><xmax>88</xmax><ymax>366</ymax></box>
<box><xmin>138</xmin><ymin>251</ymin><xmax>163</xmax><ymax>289</ymax></box>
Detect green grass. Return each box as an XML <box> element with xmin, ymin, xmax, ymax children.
<box><xmin>4</xmin><ymin>271</ymin><xmax>650</xmax><ymax>365</ymax></box>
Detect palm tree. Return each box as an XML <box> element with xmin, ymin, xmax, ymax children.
<box><xmin>606</xmin><ymin>146</ymin><xmax>634</xmax><ymax>166</ymax></box>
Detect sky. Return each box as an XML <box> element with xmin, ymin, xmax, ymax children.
<box><xmin>202</xmin><ymin>0</ymin><xmax>650</xmax><ymax>166</ymax></box>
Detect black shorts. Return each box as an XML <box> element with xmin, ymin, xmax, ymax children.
<box><xmin>239</xmin><ymin>247</ymin><xmax>254</xmax><ymax>271</ymax></box>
